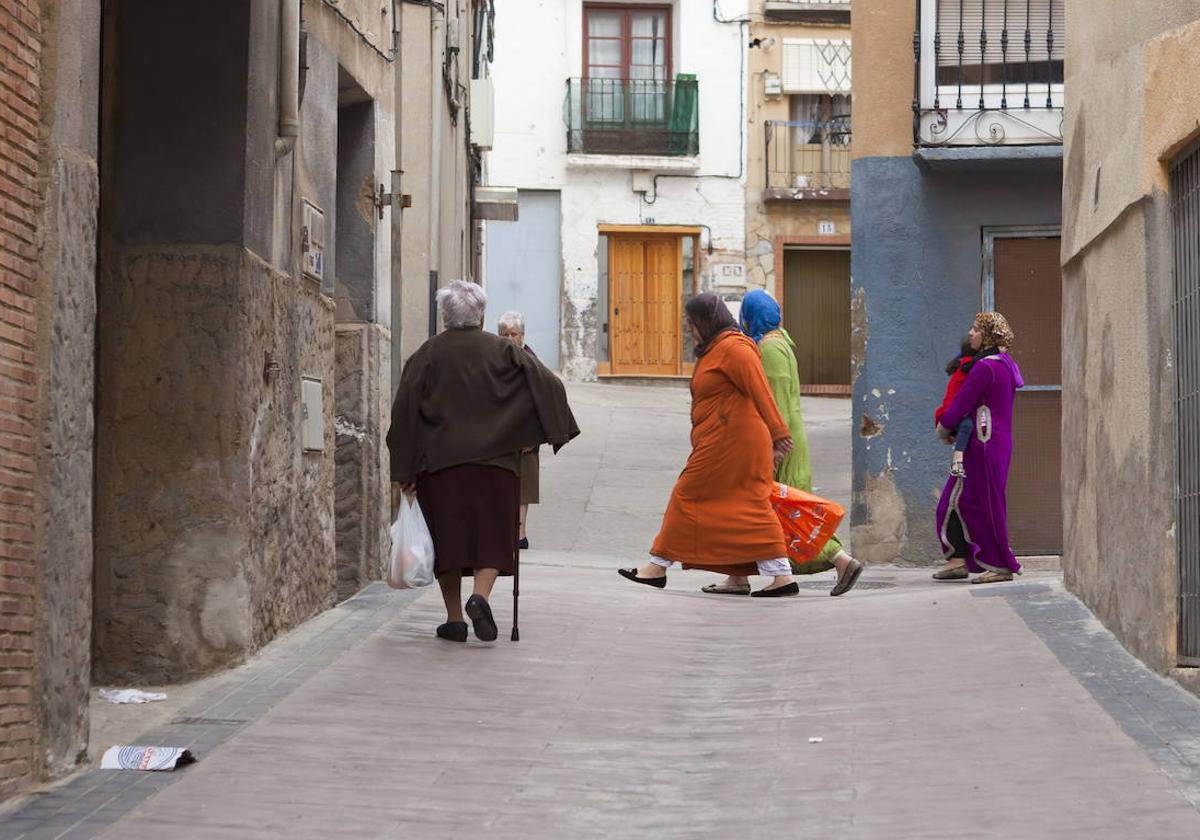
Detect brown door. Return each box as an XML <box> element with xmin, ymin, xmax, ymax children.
<box><xmin>993</xmin><ymin>235</ymin><xmax>1062</xmax><ymax>556</ymax></box>
<box><xmin>609</xmin><ymin>235</ymin><xmax>681</xmax><ymax>375</ymax></box>
<box><xmin>782</xmin><ymin>248</ymin><xmax>852</xmax><ymax>386</ymax></box>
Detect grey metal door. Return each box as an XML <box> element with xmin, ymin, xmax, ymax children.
<box><xmin>1171</xmin><ymin>143</ymin><xmax>1200</xmax><ymax>666</ymax></box>
<box><xmin>484</xmin><ymin>190</ymin><xmax>562</xmax><ymax>370</ymax></box>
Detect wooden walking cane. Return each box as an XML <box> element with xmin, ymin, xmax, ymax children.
<box><xmin>511</xmin><ymin>500</ymin><xmax>521</xmax><ymax>642</ymax></box>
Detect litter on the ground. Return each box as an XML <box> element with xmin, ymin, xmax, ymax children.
<box><xmin>101</xmin><ymin>746</ymin><xmax>195</xmax><ymax>771</ymax></box>
<box><xmin>98</xmin><ymin>688</ymin><xmax>167</xmax><ymax>704</ymax></box>
<box><xmin>808</xmin><ymin>737</ymin><xmax>824</xmax><ymax>744</ymax></box>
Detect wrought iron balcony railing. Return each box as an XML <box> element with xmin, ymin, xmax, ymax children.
<box><xmin>913</xmin><ymin>0</ymin><xmax>1064</xmax><ymax>147</ymax></box>
<box><xmin>764</xmin><ymin>120</ymin><xmax>851</xmax><ymax>196</ymax></box>
<box><xmin>764</xmin><ymin>1</ymin><xmax>851</xmax><ymax>24</ymax></box>
<box><xmin>565</xmin><ymin>77</ymin><xmax>699</xmax><ymax>157</ymax></box>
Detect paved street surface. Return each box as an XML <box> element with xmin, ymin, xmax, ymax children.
<box><xmin>4</xmin><ymin>384</ymin><xmax>1200</xmax><ymax>838</ymax></box>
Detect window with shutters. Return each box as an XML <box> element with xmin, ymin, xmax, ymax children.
<box><xmin>914</xmin><ymin>0</ymin><xmax>1064</xmax><ymax>146</ymax></box>
<box><xmin>934</xmin><ymin>0</ymin><xmax>1063</xmax><ymax>90</ymax></box>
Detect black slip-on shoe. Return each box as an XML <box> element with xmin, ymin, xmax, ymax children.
<box><xmin>751</xmin><ymin>582</ymin><xmax>800</xmax><ymax>598</ymax></box>
<box><xmin>436</xmin><ymin>621</ymin><xmax>468</xmax><ymax>642</ymax></box>
<box><xmin>465</xmin><ymin>594</ymin><xmax>498</xmax><ymax>642</ymax></box>
<box><xmin>831</xmin><ymin>558</ymin><xmax>864</xmax><ymax>597</ymax></box>
<box><xmin>518</xmin><ymin>538</ymin><xmax>530</xmax><ymax>550</ymax></box>
<box><xmin>618</xmin><ymin>568</ymin><xmax>667</xmax><ymax>589</ymax></box>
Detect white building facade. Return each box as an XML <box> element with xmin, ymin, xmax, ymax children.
<box><xmin>487</xmin><ymin>0</ymin><xmax>750</xmax><ymax>380</ymax></box>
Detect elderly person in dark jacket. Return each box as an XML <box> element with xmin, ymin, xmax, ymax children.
<box><xmin>497</xmin><ymin>310</ymin><xmax>540</xmax><ymax>549</ymax></box>
<box><xmin>388</xmin><ymin>281</ymin><xmax>579</xmax><ymax>643</ymax></box>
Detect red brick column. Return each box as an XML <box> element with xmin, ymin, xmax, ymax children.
<box><xmin>0</xmin><ymin>0</ymin><xmax>42</xmax><ymax>799</ymax></box>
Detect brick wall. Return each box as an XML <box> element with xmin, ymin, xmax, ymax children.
<box><xmin>0</xmin><ymin>0</ymin><xmax>42</xmax><ymax>799</ymax></box>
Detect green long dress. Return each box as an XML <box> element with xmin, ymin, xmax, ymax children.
<box><xmin>759</xmin><ymin>329</ymin><xmax>843</xmax><ymax>574</ymax></box>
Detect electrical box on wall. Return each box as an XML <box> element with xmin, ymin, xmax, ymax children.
<box><xmin>763</xmin><ymin>72</ymin><xmax>783</xmax><ymax>98</ymax></box>
<box><xmin>469</xmin><ymin>78</ymin><xmax>495</xmax><ymax>150</ymax></box>
<box><xmin>301</xmin><ymin>377</ymin><xmax>324</xmax><ymax>452</ymax></box>
<box><xmin>711</xmin><ymin>263</ymin><xmax>747</xmax><ymax>288</ymax></box>
<box><xmin>301</xmin><ymin>200</ymin><xmax>325</xmax><ymax>283</ymax></box>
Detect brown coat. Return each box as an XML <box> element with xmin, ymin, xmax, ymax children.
<box><xmin>650</xmin><ymin>330</ymin><xmax>790</xmax><ymax>575</ymax></box>
<box><xmin>387</xmin><ymin>327</ymin><xmax>579</xmax><ymax>484</ymax></box>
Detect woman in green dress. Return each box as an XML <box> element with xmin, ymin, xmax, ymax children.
<box><xmin>709</xmin><ymin>289</ymin><xmax>863</xmax><ymax>597</ymax></box>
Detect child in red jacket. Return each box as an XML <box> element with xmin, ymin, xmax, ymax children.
<box><xmin>936</xmin><ymin>337</ymin><xmax>975</xmax><ymax>478</ymax></box>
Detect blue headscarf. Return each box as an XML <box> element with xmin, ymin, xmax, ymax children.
<box><xmin>740</xmin><ymin>289</ymin><xmax>782</xmax><ymax>343</ymax></box>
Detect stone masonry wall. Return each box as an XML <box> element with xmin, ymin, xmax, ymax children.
<box><xmin>94</xmin><ymin>247</ymin><xmax>337</xmax><ymax>683</ymax></box>
<box><xmin>334</xmin><ymin>324</ymin><xmax>389</xmax><ymax>601</ymax></box>
<box><xmin>245</xmin><ymin>260</ymin><xmax>337</xmax><ymax>647</ymax></box>
<box><xmin>0</xmin><ymin>0</ymin><xmax>43</xmax><ymax>798</ymax></box>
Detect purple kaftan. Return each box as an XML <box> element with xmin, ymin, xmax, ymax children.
<box><xmin>934</xmin><ymin>353</ymin><xmax>1025</xmax><ymax>574</ymax></box>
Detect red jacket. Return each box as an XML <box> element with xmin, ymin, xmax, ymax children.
<box><xmin>935</xmin><ymin>355</ymin><xmax>973</xmax><ymax>427</ymax></box>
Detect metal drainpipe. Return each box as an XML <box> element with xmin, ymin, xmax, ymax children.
<box><xmin>276</xmin><ymin>0</ymin><xmax>301</xmax><ymax>157</ymax></box>
<box><xmin>429</xmin><ymin>1</ymin><xmax>445</xmax><ymax>325</ymax></box>
<box><xmin>390</xmin><ymin>0</ymin><xmax>406</xmax><ymax>384</ymax></box>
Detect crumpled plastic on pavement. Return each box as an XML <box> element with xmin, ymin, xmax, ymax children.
<box><xmin>98</xmin><ymin>688</ymin><xmax>167</xmax><ymax>704</ymax></box>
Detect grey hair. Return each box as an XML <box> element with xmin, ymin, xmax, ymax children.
<box><xmin>436</xmin><ymin>280</ymin><xmax>488</xmax><ymax>329</ymax></box>
<box><xmin>497</xmin><ymin>311</ymin><xmax>525</xmax><ymax>334</ymax></box>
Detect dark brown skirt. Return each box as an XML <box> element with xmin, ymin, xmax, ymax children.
<box><xmin>417</xmin><ymin>463</ymin><xmax>519</xmax><ymax>577</ymax></box>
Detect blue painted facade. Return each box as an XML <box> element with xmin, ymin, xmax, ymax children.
<box><xmin>849</xmin><ymin>153</ymin><xmax>1062</xmax><ymax>564</ymax></box>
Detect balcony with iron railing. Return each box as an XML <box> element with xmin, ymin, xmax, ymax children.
<box><xmin>764</xmin><ymin>0</ymin><xmax>851</xmax><ymax>24</ymax></box>
<box><xmin>565</xmin><ymin>77</ymin><xmax>699</xmax><ymax>158</ymax></box>
<box><xmin>913</xmin><ymin>0</ymin><xmax>1064</xmax><ymax>147</ymax></box>
<box><xmin>764</xmin><ymin>119</ymin><xmax>851</xmax><ymax>200</ymax></box>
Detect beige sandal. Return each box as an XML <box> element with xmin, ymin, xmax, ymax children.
<box><xmin>970</xmin><ymin>571</ymin><xmax>1014</xmax><ymax>585</ymax></box>
<box><xmin>701</xmin><ymin>583</ymin><xmax>751</xmax><ymax>596</ymax></box>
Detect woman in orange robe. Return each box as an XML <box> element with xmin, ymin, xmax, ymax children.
<box><xmin>619</xmin><ymin>294</ymin><xmax>800</xmax><ymax>597</ymax></box>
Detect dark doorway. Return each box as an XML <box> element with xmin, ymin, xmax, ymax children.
<box><xmin>782</xmin><ymin>248</ymin><xmax>851</xmax><ymax>388</ymax></box>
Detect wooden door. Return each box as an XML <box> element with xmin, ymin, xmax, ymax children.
<box><xmin>609</xmin><ymin>235</ymin><xmax>680</xmax><ymax>375</ymax></box>
<box><xmin>993</xmin><ymin>235</ymin><xmax>1062</xmax><ymax>556</ymax></box>
<box><xmin>782</xmin><ymin>249</ymin><xmax>852</xmax><ymax>386</ymax></box>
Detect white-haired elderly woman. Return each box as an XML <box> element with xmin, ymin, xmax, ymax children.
<box><xmin>497</xmin><ymin>311</ymin><xmax>540</xmax><ymax>549</ymax></box>
<box><xmin>388</xmin><ymin>281</ymin><xmax>579</xmax><ymax>643</ymax></box>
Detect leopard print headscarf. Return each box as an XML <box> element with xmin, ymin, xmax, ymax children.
<box><xmin>974</xmin><ymin>311</ymin><xmax>1014</xmax><ymax>350</ymax></box>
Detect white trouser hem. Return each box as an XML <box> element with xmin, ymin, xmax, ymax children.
<box><xmin>756</xmin><ymin>558</ymin><xmax>792</xmax><ymax>577</ymax></box>
<box><xmin>649</xmin><ymin>556</ymin><xmax>792</xmax><ymax>576</ymax></box>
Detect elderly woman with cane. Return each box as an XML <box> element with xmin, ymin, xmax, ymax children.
<box><xmin>619</xmin><ymin>293</ymin><xmax>801</xmax><ymax>597</ymax></box>
<box><xmin>388</xmin><ymin>281</ymin><xmax>579</xmax><ymax>642</ymax></box>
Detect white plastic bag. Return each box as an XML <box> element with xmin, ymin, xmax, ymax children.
<box><xmin>388</xmin><ymin>496</ymin><xmax>435</xmax><ymax>589</ymax></box>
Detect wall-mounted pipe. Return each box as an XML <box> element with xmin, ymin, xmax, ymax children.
<box><xmin>276</xmin><ymin>0</ymin><xmax>301</xmax><ymax>157</ymax></box>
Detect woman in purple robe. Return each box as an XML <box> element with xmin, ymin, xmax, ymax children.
<box><xmin>932</xmin><ymin>312</ymin><xmax>1024</xmax><ymax>584</ymax></box>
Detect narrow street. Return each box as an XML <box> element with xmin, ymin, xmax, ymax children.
<box><xmin>4</xmin><ymin>385</ymin><xmax>1200</xmax><ymax>839</ymax></box>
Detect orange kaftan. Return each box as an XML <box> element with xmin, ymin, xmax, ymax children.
<box><xmin>650</xmin><ymin>330</ymin><xmax>790</xmax><ymax>575</ymax></box>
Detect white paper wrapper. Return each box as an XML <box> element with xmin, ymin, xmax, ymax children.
<box><xmin>100</xmin><ymin>745</ymin><xmax>195</xmax><ymax>771</ymax></box>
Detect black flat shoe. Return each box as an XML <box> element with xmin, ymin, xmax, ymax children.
<box><xmin>465</xmin><ymin>594</ymin><xmax>498</xmax><ymax>641</ymax></box>
<box><xmin>751</xmin><ymin>582</ymin><xmax>800</xmax><ymax>598</ymax></box>
<box><xmin>436</xmin><ymin>621</ymin><xmax>468</xmax><ymax>642</ymax></box>
<box><xmin>518</xmin><ymin>538</ymin><xmax>530</xmax><ymax>550</ymax></box>
<box><xmin>618</xmin><ymin>568</ymin><xmax>667</xmax><ymax>589</ymax></box>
